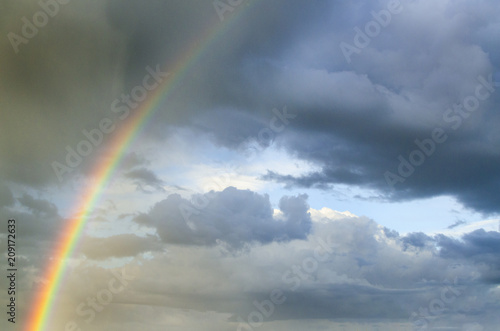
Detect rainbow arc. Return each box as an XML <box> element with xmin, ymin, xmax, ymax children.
<box><xmin>25</xmin><ymin>2</ymin><xmax>261</xmax><ymax>330</ymax></box>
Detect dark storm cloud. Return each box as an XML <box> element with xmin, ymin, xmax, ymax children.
<box><xmin>257</xmin><ymin>64</ymin><xmax>500</xmax><ymax>212</ymax></box>
<box><xmin>186</xmin><ymin>0</ymin><xmax>500</xmax><ymax>215</ymax></box>
<box><xmin>2</xmin><ymin>0</ymin><xmax>500</xmax><ymax>216</ymax></box>
<box><xmin>90</xmin><ymin>0</ymin><xmax>500</xmax><ymax>216</ymax></box>
<box><xmin>436</xmin><ymin>229</ymin><xmax>500</xmax><ymax>283</ymax></box>
<box><xmin>133</xmin><ymin>186</ymin><xmax>311</xmax><ymax>249</ymax></box>
<box><xmin>437</xmin><ymin>229</ymin><xmax>500</xmax><ymax>259</ymax></box>
<box><xmin>390</xmin><ymin>228</ymin><xmax>500</xmax><ymax>284</ymax></box>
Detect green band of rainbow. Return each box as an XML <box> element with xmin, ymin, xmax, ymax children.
<box><xmin>25</xmin><ymin>2</ymin><xmax>260</xmax><ymax>330</ymax></box>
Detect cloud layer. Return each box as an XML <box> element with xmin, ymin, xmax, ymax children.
<box><xmin>134</xmin><ymin>187</ymin><xmax>312</xmax><ymax>249</ymax></box>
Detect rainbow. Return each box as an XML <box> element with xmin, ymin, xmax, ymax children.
<box><xmin>25</xmin><ymin>2</ymin><xmax>260</xmax><ymax>330</ymax></box>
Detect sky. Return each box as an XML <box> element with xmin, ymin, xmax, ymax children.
<box><xmin>1</xmin><ymin>0</ymin><xmax>500</xmax><ymax>330</ymax></box>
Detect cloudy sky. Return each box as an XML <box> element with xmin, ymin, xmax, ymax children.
<box><xmin>1</xmin><ymin>0</ymin><xmax>500</xmax><ymax>330</ymax></box>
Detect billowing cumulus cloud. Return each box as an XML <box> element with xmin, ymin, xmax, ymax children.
<box><xmin>134</xmin><ymin>187</ymin><xmax>312</xmax><ymax>249</ymax></box>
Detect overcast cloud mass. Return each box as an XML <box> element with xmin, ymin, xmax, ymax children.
<box><xmin>1</xmin><ymin>0</ymin><xmax>500</xmax><ymax>330</ymax></box>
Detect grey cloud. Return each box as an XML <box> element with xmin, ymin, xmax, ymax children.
<box><xmin>120</xmin><ymin>152</ymin><xmax>150</xmax><ymax>171</ymax></box>
<box><xmin>382</xmin><ymin>226</ymin><xmax>399</xmax><ymax>238</ymax></box>
<box><xmin>0</xmin><ymin>183</ymin><xmax>14</xmax><ymax>208</ymax></box>
<box><xmin>277</xmin><ymin>193</ymin><xmax>311</xmax><ymax>240</ymax></box>
<box><xmin>6</xmin><ymin>181</ymin><xmax>491</xmax><ymax>330</ymax></box>
<box><xmin>436</xmin><ymin>229</ymin><xmax>500</xmax><ymax>283</ymax></box>
<box><xmin>437</xmin><ymin>230</ymin><xmax>500</xmax><ymax>259</ymax></box>
<box><xmin>393</xmin><ymin>228</ymin><xmax>500</xmax><ymax>285</ymax></box>
<box><xmin>0</xmin><ymin>205</ymin><xmax>65</xmax><ymax>271</ymax></box>
<box><xmin>448</xmin><ymin>219</ymin><xmax>467</xmax><ymax>229</ymax></box>
<box><xmin>81</xmin><ymin>234</ymin><xmax>163</xmax><ymax>260</ymax></box>
<box><xmin>18</xmin><ymin>193</ymin><xmax>58</xmax><ymax>217</ymax></box>
<box><xmin>55</xmin><ymin>208</ymin><xmax>496</xmax><ymax>330</ymax></box>
<box><xmin>134</xmin><ymin>187</ymin><xmax>312</xmax><ymax>249</ymax></box>
<box><xmin>124</xmin><ymin>167</ymin><xmax>165</xmax><ymax>192</ymax></box>
<box><xmin>223</xmin><ymin>58</ymin><xmax>497</xmax><ymax>216</ymax></box>
<box><xmin>401</xmin><ymin>232</ymin><xmax>433</xmax><ymax>250</ymax></box>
